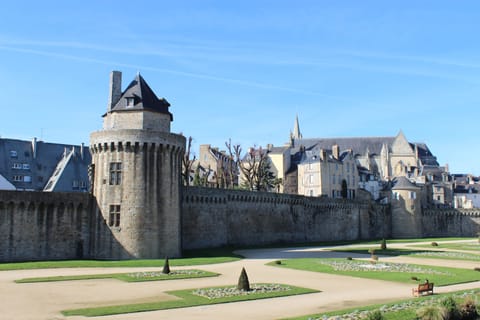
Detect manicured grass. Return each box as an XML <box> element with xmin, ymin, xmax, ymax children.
<box><xmin>15</xmin><ymin>269</ymin><xmax>218</xmax><ymax>283</ymax></box>
<box><xmin>410</xmin><ymin>241</ymin><xmax>480</xmax><ymax>252</ymax></box>
<box><xmin>236</xmin><ymin>237</ymin><xmax>474</xmax><ymax>251</ymax></box>
<box><xmin>333</xmin><ymin>246</ymin><xmax>480</xmax><ymax>261</ymax></box>
<box><xmin>285</xmin><ymin>289</ymin><xmax>480</xmax><ymax>320</ymax></box>
<box><xmin>270</xmin><ymin>258</ymin><xmax>480</xmax><ymax>286</ymax></box>
<box><xmin>0</xmin><ymin>248</ymin><xmax>242</xmax><ymax>271</ymax></box>
<box><xmin>62</xmin><ymin>284</ymin><xmax>318</xmax><ymax>317</ymax></box>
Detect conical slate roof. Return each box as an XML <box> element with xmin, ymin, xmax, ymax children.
<box><xmin>110</xmin><ymin>74</ymin><xmax>173</xmax><ymax>120</ymax></box>
<box><xmin>392</xmin><ymin>176</ymin><xmax>420</xmax><ymax>190</ymax></box>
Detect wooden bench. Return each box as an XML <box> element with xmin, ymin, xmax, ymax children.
<box><xmin>412</xmin><ymin>282</ymin><xmax>434</xmax><ymax>297</ymax></box>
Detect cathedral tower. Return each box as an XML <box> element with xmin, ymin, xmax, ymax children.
<box><xmin>90</xmin><ymin>71</ymin><xmax>185</xmax><ymax>259</ymax></box>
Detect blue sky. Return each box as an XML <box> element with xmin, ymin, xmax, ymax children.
<box><xmin>1</xmin><ymin>1</ymin><xmax>479</xmax><ymax>174</ymax></box>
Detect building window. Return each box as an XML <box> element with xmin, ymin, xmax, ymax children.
<box><xmin>309</xmin><ymin>174</ymin><xmax>314</xmax><ymax>184</ymax></box>
<box><xmin>12</xmin><ymin>163</ymin><xmax>22</xmax><ymax>169</ymax></box>
<box><xmin>80</xmin><ymin>181</ymin><xmax>87</xmax><ymax>189</ymax></box>
<box><xmin>109</xmin><ymin>205</ymin><xmax>121</xmax><ymax>227</ymax></box>
<box><xmin>409</xmin><ymin>191</ymin><xmax>416</xmax><ymax>199</ymax></box>
<box><xmin>12</xmin><ymin>175</ymin><xmax>22</xmax><ymax>182</ymax></box>
<box><xmin>437</xmin><ymin>196</ymin><xmax>441</xmax><ymax>201</ymax></box>
<box><xmin>309</xmin><ymin>190</ymin><xmax>314</xmax><ymax>196</ymax></box>
<box><xmin>109</xmin><ymin>162</ymin><xmax>122</xmax><ymax>185</ymax></box>
<box><xmin>72</xmin><ymin>180</ymin><xmax>79</xmax><ymax>189</ymax></box>
<box><xmin>23</xmin><ymin>176</ymin><xmax>31</xmax><ymax>183</ymax></box>
<box><xmin>126</xmin><ymin>97</ymin><xmax>135</xmax><ymax>107</ymax></box>
<box><xmin>10</xmin><ymin>150</ymin><xmax>17</xmax><ymax>158</ymax></box>
<box><xmin>22</xmin><ymin>163</ymin><xmax>30</xmax><ymax>170</ymax></box>
<box><xmin>393</xmin><ymin>192</ymin><xmax>400</xmax><ymax>200</ymax></box>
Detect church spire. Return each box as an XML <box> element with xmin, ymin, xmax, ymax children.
<box><xmin>292</xmin><ymin>114</ymin><xmax>302</xmax><ymax>140</ymax></box>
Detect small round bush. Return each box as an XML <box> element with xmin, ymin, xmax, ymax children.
<box><xmin>431</xmin><ymin>242</ymin><xmax>439</xmax><ymax>247</ymax></box>
<box><xmin>459</xmin><ymin>297</ymin><xmax>478</xmax><ymax>320</ymax></box>
<box><xmin>346</xmin><ymin>256</ymin><xmax>353</xmax><ymax>260</ymax></box>
<box><xmin>274</xmin><ymin>260</ymin><xmax>282</xmax><ymax>265</ymax></box>
<box><xmin>416</xmin><ymin>305</ymin><xmax>446</xmax><ymax>320</ymax></box>
<box><xmin>366</xmin><ymin>310</ymin><xmax>384</xmax><ymax>320</ymax></box>
<box><xmin>440</xmin><ymin>296</ymin><xmax>459</xmax><ymax>320</ymax></box>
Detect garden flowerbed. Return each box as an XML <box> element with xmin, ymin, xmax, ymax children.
<box><xmin>317</xmin><ymin>260</ymin><xmax>451</xmax><ymax>276</ymax></box>
<box><xmin>192</xmin><ymin>284</ymin><xmax>292</xmax><ymax>299</ymax></box>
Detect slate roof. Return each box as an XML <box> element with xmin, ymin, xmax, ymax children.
<box><xmin>0</xmin><ymin>173</ymin><xmax>15</xmax><ymax>190</ymax></box>
<box><xmin>392</xmin><ymin>176</ymin><xmax>420</xmax><ymax>190</ymax></box>
<box><xmin>292</xmin><ymin>136</ymin><xmax>438</xmax><ymax>166</ymax></box>
<box><xmin>109</xmin><ymin>74</ymin><xmax>173</xmax><ymax>120</ymax></box>
<box><xmin>293</xmin><ymin>137</ymin><xmax>393</xmax><ymax>156</ymax></box>
<box><xmin>0</xmin><ymin>138</ymin><xmax>91</xmax><ymax>191</ymax></box>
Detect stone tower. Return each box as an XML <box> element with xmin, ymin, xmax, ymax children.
<box><xmin>90</xmin><ymin>71</ymin><xmax>185</xmax><ymax>259</ymax></box>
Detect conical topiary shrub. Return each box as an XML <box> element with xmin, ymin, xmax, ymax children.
<box><xmin>237</xmin><ymin>267</ymin><xmax>251</xmax><ymax>291</ymax></box>
<box><xmin>380</xmin><ymin>238</ymin><xmax>387</xmax><ymax>250</ymax></box>
<box><xmin>162</xmin><ymin>257</ymin><xmax>170</xmax><ymax>274</ymax></box>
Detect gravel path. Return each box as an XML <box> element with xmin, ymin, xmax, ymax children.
<box><xmin>1</xmin><ymin>240</ymin><xmax>479</xmax><ymax>320</ymax></box>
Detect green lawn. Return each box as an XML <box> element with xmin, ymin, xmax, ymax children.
<box><xmin>0</xmin><ymin>248</ymin><xmax>242</xmax><ymax>271</ymax></box>
<box><xmin>270</xmin><ymin>258</ymin><xmax>480</xmax><ymax>286</ymax></box>
<box><xmin>15</xmin><ymin>269</ymin><xmax>218</xmax><ymax>283</ymax></box>
<box><xmin>409</xmin><ymin>241</ymin><xmax>480</xmax><ymax>252</ymax></box>
<box><xmin>62</xmin><ymin>284</ymin><xmax>318</xmax><ymax>317</ymax></box>
<box><xmin>285</xmin><ymin>289</ymin><xmax>480</xmax><ymax>320</ymax></box>
<box><xmin>333</xmin><ymin>246</ymin><xmax>480</xmax><ymax>261</ymax></box>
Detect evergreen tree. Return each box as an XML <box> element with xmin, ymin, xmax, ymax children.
<box><xmin>237</xmin><ymin>267</ymin><xmax>251</xmax><ymax>291</ymax></box>
<box><xmin>162</xmin><ymin>257</ymin><xmax>170</xmax><ymax>274</ymax></box>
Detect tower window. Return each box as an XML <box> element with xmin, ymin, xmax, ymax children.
<box><xmin>109</xmin><ymin>162</ymin><xmax>122</xmax><ymax>185</ymax></box>
<box><xmin>126</xmin><ymin>97</ymin><xmax>134</xmax><ymax>107</ymax></box>
<box><xmin>109</xmin><ymin>205</ymin><xmax>121</xmax><ymax>227</ymax></box>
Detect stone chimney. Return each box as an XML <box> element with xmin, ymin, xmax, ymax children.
<box><xmin>320</xmin><ymin>149</ymin><xmax>327</xmax><ymax>161</ymax></box>
<box><xmin>31</xmin><ymin>137</ymin><xmax>37</xmax><ymax>159</ymax></box>
<box><xmin>80</xmin><ymin>142</ymin><xmax>84</xmax><ymax>160</ymax></box>
<box><xmin>332</xmin><ymin>144</ymin><xmax>340</xmax><ymax>159</ymax></box>
<box><xmin>108</xmin><ymin>71</ymin><xmax>122</xmax><ymax>112</ymax></box>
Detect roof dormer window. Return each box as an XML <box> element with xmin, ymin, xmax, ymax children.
<box><xmin>126</xmin><ymin>97</ymin><xmax>135</xmax><ymax>108</ymax></box>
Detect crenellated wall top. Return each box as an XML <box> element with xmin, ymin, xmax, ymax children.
<box><xmin>0</xmin><ymin>190</ymin><xmax>90</xmax><ymax>207</ymax></box>
<box><xmin>183</xmin><ymin>186</ymin><xmax>372</xmax><ymax>209</ymax></box>
<box><xmin>423</xmin><ymin>209</ymin><xmax>480</xmax><ymax>217</ymax></box>
<box><xmin>90</xmin><ymin>129</ymin><xmax>185</xmax><ymax>154</ymax></box>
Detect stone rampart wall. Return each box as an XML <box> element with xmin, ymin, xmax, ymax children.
<box><xmin>421</xmin><ymin>209</ymin><xmax>480</xmax><ymax>237</ymax></box>
<box><xmin>1</xmin><ymin>188</ymin><xmax>479</xmax><ymax>262</ymax></box>
<box><xmin>0</xmin><ymin>190</ymin><xmax>91</xmax><ymax>262</ymax></box>
<box><xmin>181</xmin><ymin>187</ymin><xmax>390</xmax><ymax>249</ymax></box>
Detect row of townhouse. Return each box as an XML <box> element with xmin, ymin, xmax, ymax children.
<box><xmin>0</xmin><ymin>137</ymin><xmax>91</xmax><ymax>192</ymax></box>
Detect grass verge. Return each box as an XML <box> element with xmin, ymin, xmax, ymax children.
<box><xmin>409</xmin><ymin>241</ymin><xmax>480</xmax><ymax>252</ymax></box>
<box><xmin>333</xmin><ymin>247</ymin><xmax>480</xmax><ymax>261</ymax></box>
<box><xmin>0</xmin><ymin>247</ymin><xmax>242</xmax><ymax>271</ymax></box>
<box><xmin>270</xmin><ymin>258</ymin><xmax>480</xmax><ymax>286</ymax></box>
<box><xmin>15</xmin><ymin>269</ymin><xmax>218</xmax><ymax>283</ymax></box>
<box><xmin>61</xmin><ymin>284</ymin><xmax>318</xmax><ymax>317</ymax></box>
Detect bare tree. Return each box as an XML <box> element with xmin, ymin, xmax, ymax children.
<box><xmin>182</xmin><ymin>136</ymin><xmax>196</xmax><ymax>186</ymax></box>
<box><xmin>225</xmin><ymin>138</ymin><xmax>239</xmax><ymax>189</ymax></box>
